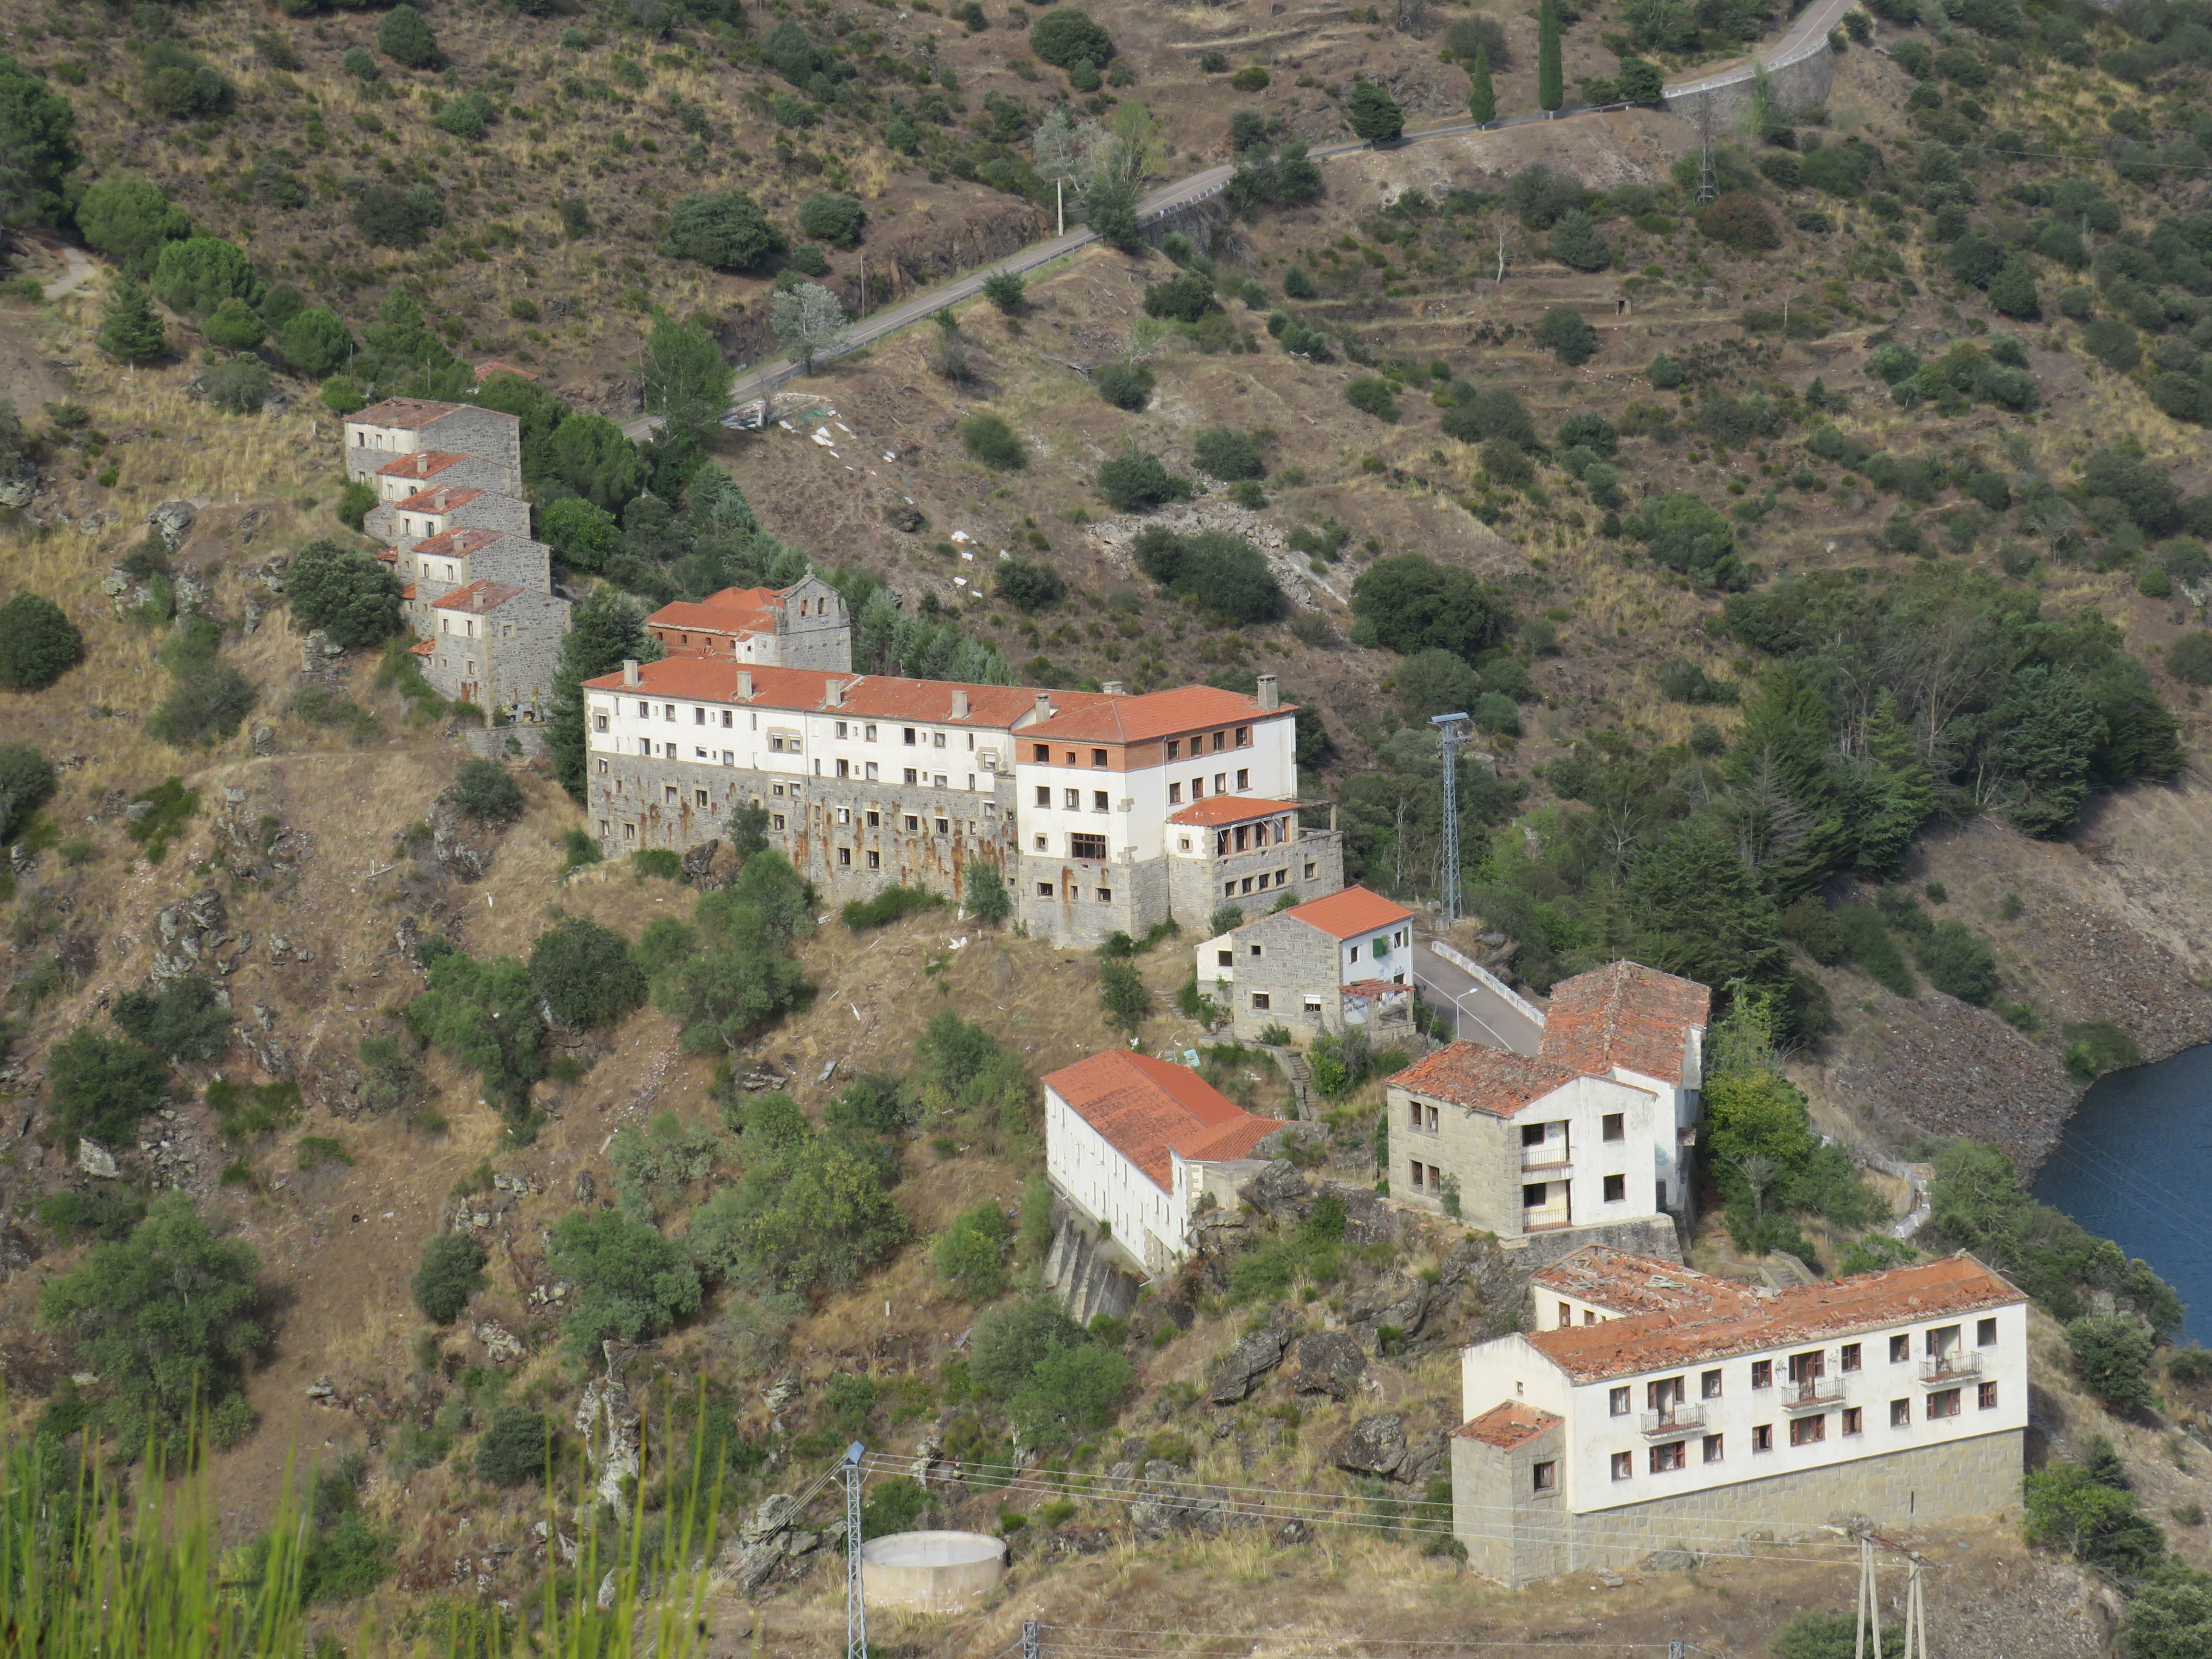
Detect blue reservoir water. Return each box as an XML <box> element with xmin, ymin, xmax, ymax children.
<box><xmin>2031</xmin><ymin>1044</ymin><xmax>2212</xmax><ymax>1345</ymax></box>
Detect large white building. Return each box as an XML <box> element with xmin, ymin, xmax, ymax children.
<box><xmin>1385</xmin><ymin>961</ymin><xmax>1709</xmax><ymax>1243</ymax></box>
<box><xmin>580</xmin><ymin>661</ymin><xmax>1344</xmax><ymax>945</ymax></box>
<box><xmin>1451</xmin><ymin>1247</ymin><xmax>2028</xmax><ymax>1586</ymax></box>
<box><xmin>1041</xmin><ymin>1048</ymin><xmax>1282</xmax><ymax>1275</ymax></box>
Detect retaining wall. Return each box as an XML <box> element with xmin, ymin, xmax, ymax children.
<box><xmin>1661</xmin><ymin>30</ymin><xmax>1836</xmax><ymax>130</ymax></box>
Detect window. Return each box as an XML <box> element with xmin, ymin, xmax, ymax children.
<box><xmin>936</xmin><ymin>818</ymin><xmax>950</xmax><ymax>835</ymax></box>
<box><xmin>596</xmin><ymin>759</ymin><xmax>609</xmax><ymax>775</ymax></box>
<box><xmin>1751</xmin><ymin>1360</ymin><xmax>1772</xmax><ymax>1389</ymax></box>
<box><xmin>1037</xmin><ymin>882</ymin><xmax>1054</xmax><ymax>897</ymax></box>
<box><xmin>695</xmin><ymin>789</ymin><xmax>709</xmax><ymax>808</ymax></box>
<box><xmin>838</xmin><ymin>848</ymin><xmax>852</xmax><ymax>866</ymax></box>
<box><xmin>1214</xmin><ymin>772</ymin><xmax>1227</xmax><ymax>794</ymax></box>
<box><xmin>1889</xmin><ymin>1334</ymin><xmax>1910</xmax><ymax>1364</ymax></box>
<box><xmin>1070</xmin><ymin>833</ymin><xmax>1107</xmax><ymax>861</ymax></box>
<box><xmin>1701</xmin><ymin>1369</ymin><xmax>1722</xmax><ymax>1400</ymax></box>
<box><xmin>1842</xmin><ymin>1408</ymin><xmax>1863</xmax><ymax>1436</ymax></box>
<box><xmin>1602</xmin><ymin>1113</ymin><xmax>1624</xmax><ymax>1142</ymax></box>
<box><xmin>1303</xmin><ymin>995</ymin><xmax>1323</xmax><ymax>1015</ymax></box>
<box><xmin>865</xmin><ymin>762</ymin><xmax>879</xmax><ymax>781</ymax></box>
<box><xmin>864</xmin><ymin>725</ymin><xmax>878</xmax><ymax>742</ymax></box>
<box><xmin>1408</xmin><ymin>1160</ymin><xmax>1426</xmax><ymax>1190</ymax></box>
<box><xmin>1611</xmin><ymin>1452</ymin><xmax>1633</xmax><ymax>1482</ymax></box>
<box><xmin>593</xmin><ymin>712</ymin><xmax>609</xmax><ymax>732</ymax></box>
<box><xmin>1522</xmin><ymin>1183</ymin><xmax>1547</xmax><ymax>1207</ymax></box>
<box><xmin>1532</xmin><ymin>1461</ymin><xmax>1556</xmax><ymax>1493</ymax></box>
<box><xmin>1167</xmin><ymin>740</ymin><xmax>1180</xmax><ymax>760</ymax></box>
<box><xmin>1037</xmin><ymin>786</ymin><xmax>1051</xmax><ymax>807</ymax></box>
<box><xmin>664</xmin><ymin>785</ymin><xmax>679</xmax><ymax>805</ymax></box>
<box><xmin>1609</xmin><ymin>1386</ymin><xmax>1631</xmax><ymax>1417</ymax></box>
<box><xmin>1557</xmin><ymin>1302</ymin><xmax>1573</xmax><ymax>1327</ymax></box>
<box><xmin>1218</xmin><ymin>950</ymin><xmax>1234</xmax><ymax>967</ymax></box>
<box><xmin>694</xmin><ymin>707</ymin><xmax>706</xmax><ymax>725</ymax></box>
<box><xmin>1251</xmin><ymin>992</ymin><xmax>1271</xmax><ymax>1010</ymax></box>
<box><xmin>1650</xmin><ymin>1441</ymin><xmax>1686</xmax><ymax>1474</ymax></box>
<box><xmin>622</xmin><ymin>822</ymin><xmax>635</xmax><ymax>841</ymax></box>
<box><xmin>1752</xmin><ymin>1424</ymin><xmax>1773</xmax><ymax>1453</ymax></box>
<box><xmin>867</xmin><ymin>851</ymin><xmax>880</xmax><ymax>870</ymax></box>
<box><xmin>1236</xmin><ymin>725</ymin><xmax>1250</xmax><ymax>747</ymax></box>
<box><xmin>1977</xmin><ymin>1317</ymin><xmax>1998</xmax><ymax>1348</ymax></box>
<box><xmin>1841</xmin><ymin>1343</ymin><xmax>1862</xmax><ymax>1372</ymax></box>
<box><xmin>1236</xmin><ymin>768</ymin><xmax>1250</xmax><ymax>790</ymax></box>
<box><xmin>1602</xmin><ymin>1174</ymin><xmax>1626</xmax><ymax>1203</ymax></box>
<box><xmin>1092</xmin><ymin>748</ymin><xmax>1108</xmax><ymax>767</ymax></box>
<box><xmin>902</xmin><ymin>814</ymin><xmax>920</xmax><ymax>833</ymax></box>
<box><xmin>1096</xmin><ymin>887</ymin><xmax>1111</xmax><ymax>902</ymax></box>
<box><xmin>722</xmin><ymin>710</ymin><xmax>733</xmax><ymax>728</ymax></box>
<box><xmin>1169</xmin><ymin>783</ymin><xmax>1183</xmax><ymax>804</ymax></box>
<box><xmin>902</xmin><ymin>727</ymin><xmax>917</xmax><ymax>745</ymax></box>
<box><xmin>1092</xmin><ymin>790</ymin><xmax>1109</xmax><ymax>812</ymax></box>
<box><xmin>1063</xmin><ymin>789</ymin><xmax>1080</xmax><ymax>809</ymax></box>
<box><xmin>1789</xmin><ymin>1415</ymin><xmax>1825</xmax><ymax>1447</ymax></box>
<box><xmin>1212</xmin><ymin>731</ymin><xmax>1226</xmax><ymax>752</ymax></box>
<box><xmin>866</xmin><ymin>811</ymin><xmax>880</xmax><ymax>828</ymax></box>
<box><xmin>1033</xmin><ymin>743</ymin><xmax>1050</xmax><ymax>763</ymax></box>
<box><xmin>1891</xmin><ymin>1398</ymin><xmax>1911</xmax><ymax>1428</ymax></box>
<box><xmin>1979</xmin><ymin>1381</ymin><xmax>1999</xmax><ymax>1410</ymax></box>
<box><xmin>771</xmin><ymin>814</ymin><xmax>786</xmax><ymax>831</ymax></box>
<box><xmin>1248</xmin><ymin>943</ymin><xmax>1263</xmax><ymax>958</ymax></box>
<box><xmin>904</xmin><ymin>768</ymin><xmax>919</xmax><ymax>785</ymax></box>
<box><xmin>1703</xmin><ymin>1434</ymin><xmax>1724</xmax><ymax>1464</ymax></box>
<box><xmin>933</xmin><ymin>733</ymin><xmax>946</xmax><ymax>749</ymax></box>
<box><xmin>1928</xmin><ymin>1389</ymin><xmax>1961</xmax><ymax>1419</ymax></box>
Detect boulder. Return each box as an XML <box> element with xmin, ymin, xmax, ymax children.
<box><xmin>146</xmin><ymin>499</ymin><xmax>196</xmax><ymax>551</ymax></box>
<box><xmin>1334</xmin><ymin>1413</ymin><xmax>1408</xmax><ymax>1478</ymax></box>
<box><xmin>1208</xmin><ymin>1325</ymin><xmax>1291</xmax><ymax>1404</ymax></box>
<box><xmin>1237</xmin><ymin>1159</ymin><xmax>1312</xmax><ymax>1221</ymax></box>
<box><xmin>0</xmin><ymin>454</ymin><xmax>37</xmax><ymax>509</ymax></box>
<box><xmin>1290</xmin><ymin>1329</ymin><xmax>1367</xmax><ymax>1400</ymax></box>
<box><xmin>76</xmin><ymin>1138</ymin><xmax>119</xmax><ymax>1179</ymax></box>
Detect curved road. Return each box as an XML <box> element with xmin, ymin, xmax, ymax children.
<box><xmin>619</xmin><ymin>0</ymin><xmax>1855</xmax><ymax>440</ymax></box>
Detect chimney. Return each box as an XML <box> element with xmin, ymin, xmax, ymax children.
<box><xmin>1102</xmin><ymin>680</ymin><xmax>1125</xmax><ymax>696</ymax></box>
<box><xmin>622</xmin><ymin>659</ymin><xmax>640</xmax><ymax>688</ymax></box>
<box><xmin>737</xmin><ymin>670</ymin><xmax>754</xmax><ymax>700</ymax></box>
<box><xmin>1256</xmin><ymin>673</ymin><xmax>1280</xmax><ymax>711</ymax></box>
<box><xmin>952</xmin><ymin>688</ymin><xmax>970</xmax><ymax>719</ymax></box>
<box><xmin>828</xmin><ymin>679</ymin><xmax>845</xmax><ymax>708</ymax></box>
<box><xmin>1033</xmin><ymin>692</ymin><xmax>1053</xmax><ymax>722</ymax></box>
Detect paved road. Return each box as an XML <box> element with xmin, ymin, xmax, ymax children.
<box><xmin>614</xmin><ymin>0</ymin><xmax>1847</xmax><ymax>440</ymax></box>
<box><xmin>1412</xmin><ymin>941</ymin><xmax>1545</xmax><ymax>1056</ymax></box>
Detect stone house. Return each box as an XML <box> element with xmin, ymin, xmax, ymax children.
<box><xmin>1451</xmin><ymin>1248</ymin><xmax>2026</xmax><ymax>1586</ymax></box>
<box><xmin>1194</xmin><ymin>885</ymin><xmax>1416</xmax><ymax>1042</ymax></box>
<box><xmin>578</xmin><ymin>661</ymin><xmax>1343</xmax><ymax>945</ymax></box>
<box><xmin>343</xmin><ymin>399</ymin><xmax>523</xmax><ymax>490</ymax></box>
<box><xmin>645</xmin><ymin>576</ymin><xmax>852</xmax><ymax>671</ymax></box>
<box><xmin>393</xmin><ymin>526</ymin><xmax>554</xmax><ymax>631</ymax></box>
<box><xmin>1042</xmin><ymin>1048</ymin><xmax>1283</xmax><ymax>1276</ymax></box>
<box><xmin>1386</xmin><ymin>960</ymin><xmax>1709</xmax><ymax>1241</ymax></box>
<box><xmin>365</xmin><ymin>449</ymin><xmax>523</xmax><ymax>507</ymax></box>
<box><xmin>366</xmin><ymin>483</ymin><xmax>532</xmax><ymax>551</ymax></box>
<box><xmin>419</xmin><ymin>581</ymin><xmax>570</xmax><ymax>721</ymax></box>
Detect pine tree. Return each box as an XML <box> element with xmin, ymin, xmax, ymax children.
<box><xmin>98</xmin><ymin>277</ymin><xmax>166</xmax><ymax>366</ymax></box>
<box><xmin>1848</xmin><ymin>690</ymin><xmax>1934</xmax><ymax>877</ymax></box>
<box><xmin>1537</xmin><ymin>0</ymin><xmax>1563</xmax><ymax>112</ymax></box>
<box><xmin>548</xmin><ymin>590</ymin><xmax>658</xmax><ymax>801</ymax></box>
<box><xmin>1468</xmin><ymin>46</ymin><xmax>1496</xmax><ymax>123</ymax></box>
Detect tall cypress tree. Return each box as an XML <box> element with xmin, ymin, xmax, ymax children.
<box><xmin>1537</xmin><ymin>0</ymin><xmax>1563</xmax><ymax>112</ymax></box>
<box><xmin>1848</xmin><ymin>690</ymin><xmax>1934</xmax><ymax>876</ymax></box>
<box><xmin>97</xmin><ymin>276</ymin><xmax>167</xmax><ymax>366</ymax></box>
<box><xmin>1468</xmin><ymin>46</ymin><xmax>1496</xmax><ymax>123</ymax></box>
<box><xmin>547</xmin><ymin>589</ymin><xmax>659</xmax><ymax>801</ymax></box>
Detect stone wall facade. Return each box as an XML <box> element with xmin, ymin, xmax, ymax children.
<box><xmin>1169</xmin><ymin>830</ymin><xmax>1342</xmax><ymax>933</ymax></box>
<box><xmin>1452</xmin><ymin>1427</ymin><xmax>2021</xmax><ymax>1587</ymax></box>
<box><xmin>422</xmin><ymin>591</ymin><xmax>570</xmax><ymax>721</ymax></box>
<box><xmin>369</xmin><ymin>453</ymin><xmax>520</xmax><ymax>505</ymax></box>
<box><xmin>407</xmin><ymin>537</ymin><xmax>556</xmax><ymax>631</ymax></box>
<box><xmin>367</xmin><ymin>491</ymin><xmax>532</xmax><ymax>549</ymax></box>
<box><xmin>1206</xmin><ymin>910</ymin><xmax>1347</xmax><ymax>1042</ymax></box>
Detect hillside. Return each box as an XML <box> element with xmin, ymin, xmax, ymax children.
<box><xmin>9</xmin><ymin>0</ymin><xmax>2212</xmax><ymax>1646</ymax></box>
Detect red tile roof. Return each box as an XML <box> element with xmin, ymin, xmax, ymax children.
<box><xmin>400</xmin><ymin>582</ymin><xmax>417</xmax><ymax>600</ymax></box>
<box><xmin>409</xmin><ymin>638</ymin><xmax>434</xmax><ymax>656</ymax></box>
<box><xmin>1386</xmin><ymin>1044</ymin><xmax>1627</xmax><ymax>1119</ymax></box>
<box><xmin>1531</xmin><ymin>1248</ymin><xmax>1756</xmax><ymax>1321</ymax></box>
<box><xmin>375</xmin><ymin>449</ymin><xmax>474</xmax><ymax>481</ymax></box>
<box><xmin>1045</xmin><ymin>1049</ymin><xmax>1279</xmax><ymax>1192</ymax></box>
<box><xmin>375</xmin><ymin>547</ymin><xmax>398</xmax><ymax>564</ymax></box>
<box><xmin>1279</xmin><ymin>884</ymin><xmax>1413</xmax><ymax>940</ymax></box>
<box><xmin>353</xmin><ymin>398</ymin><xmax>463</xmax><ymax>430</ymax></box>
<box><xmin>1023</xmin><ymin>685</ymin><xmax>1294</xmax><ymax>745</ymax></box>
<box><xmin>1169</xmin><ymin>795</ymin><xmax>1300</xmax><ymax>828</ymax></box>
<box><xmin>412</xmin><ymin>526</ymin><xmax>509</xmax><ymax>560</ymax></box>
<box><xmin>580</xmin><ymin>657</ymin><xmax>1124</xmax><ymax>730</ymax></box>
<box><xmin>1540</xmin><ymin>962</ymin><xmax>1711</xmax><ymax>1085</ymax></box>
<box><xmin>650</xmin><ymin>599</ymin><xmax>774</xmax><ymax>639</ymax></box>
<box><xmin>394</xmin><ymin>485</ymin><xmax>486</xmax><ymax>514</ymax></box>
<box><xmin>701</xmin><ymin>586</ymin><xmax>780</xmax><ymax>610</ymax></box>
<box><xmin>432</xmin><ymin>580</ymin><xmax>525</xmax><ymax>614</ymax></box>
<box><xmin>1455</xmin><ymin>1402</ymin><xmax>1563</xmax><ymax>1449</ymax></box>
<box><xmin>1525</xmin><ymin>1254</ymin><xmax>2023</xmax><ymax>1382</ymax></box>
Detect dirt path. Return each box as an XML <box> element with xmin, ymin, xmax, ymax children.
<box><xmin>42</xmin><ymin>243</ymin><xmax>93</xmax><ymax>301</ymax></box>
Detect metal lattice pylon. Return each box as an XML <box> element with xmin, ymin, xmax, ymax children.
<box><xmin>1696</xmin><ymin>107</ymin><xmax>1718</xmax><ymax>205</ymax></box>
<box><xmin>1430</xmin><ymin>712</ymin><xmax>1472</xmax><ymax>927</ymax></box>
<box><xmin>844</xmin><ymin>1442</ymin><xmax>868</xmax><ymax>1659</ymax></box>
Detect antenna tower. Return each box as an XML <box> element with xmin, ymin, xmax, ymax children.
<box><xmin>1430</xmin><ymin>711</ymin><xmax>1472</xmax><ymax>926</ymax></box>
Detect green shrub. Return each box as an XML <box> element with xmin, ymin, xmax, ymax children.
<box><xmin>1533</xmin><ymin>306</ymin><xmax>1599</xmax><ymax>365</ymax></box>
<box><xmin>475</xmin><ymin>1406</ymin><xmax>551</xmax><ymax>1485</ymax></box>
<box><xmin>287</xmin><ymin>538</ymin><xmax>403</xmax><ymax>646</ymax></box>
<box><xmin>797</xmin><ymin>191</ymin><xmax>866</xmax><ymax>248</ymax></box>
<box><xmin>1097</xmin><ymin>449</ymin><xmax>1194</xmax><ymax>512</ymax></box>
<box><xmin>1917</xmin><ymin>920</ymin><xmax>1997</xmax><ymax>1004</ymax></box>
<box><xmin>0</xmin><ymin>593</ymin><xmax>86</xmax><ymax>690</ymax></box>
<box><xmin>202</xmin><ymin>356</ymin><xmax>272</xmax><ymax>415</ymax></box>
<box><xmin>2063</xmin><ymin>1019</ymin><xmax>2140</xmax><ymax>1080</ymax></box>
<box><xmin>961</xmin><ymin>412</ymin><xmax>1027</xmax><ymax>471</ymax></box>
<box><xmin>2068</xmin><ymin>1313</ymin><xmax>2159</xmax><ymax>1415</ymax></box>
<box><xmin>46</xmin><ymin>1028</ymin><xmax>168</xmax><ymax>1149</ymax></box>
<box><xmin>632</xmin><ymin>847</ymin><xmax>685</xmax><ymax>881</ymax></box>
<box><xmin>411</xmin><ymin>1231</ymin><xmax>488</xmax><ymax>1324</ymax></box>
<box><xmin>1131</xmin><ymin>526</ymin><xmax>1284</xmax><ymax>622</ymax></box>
<box><xmin>448</xmin><ymin>757</ymin><xmax>523</xmax><ymax>822</ymax></box>
<box><xmin>376</xmin><ymin>4</ymin><xmax>438</xmax><ymax>66</ymax></box>
<box><xmin>1700</xmin><ymin>192</ymin><xmax>1781</xmax><ymax>250</ymax></box>
<box><xmin>995</xmin><ymin>557</ymin><xmax>1066</xmax><ymax>611</ymax></box>
<box><xmin>662</xmin><ymin>190</ymin><xmax>784</xmax><ymax>272</ymax></box>
<box><xmin>0</xmin><ymin>744</ymin><xmax>57</xmax><ymax>842</ymax></box>
<box><xmin>1193</xmin><ymin>426</ymin><xmax>1266</xmax><ymax>480</ymax></box>
<box><xmin>123</xmin><ymin>776</ymin><xmax>199</xmax><ymax>862</ymax></box>
<box><xmin>842</xmin><ymin>884</ymin><xmax>945</xmax><ymax>930</ymax></box>
<box><xmin>546</xmin><ymin>1209</ymin><xmax>703</xmax><ymax>1355</ymax></box>
<box><xmin>529</xmin><ymin>916</ymin><xmax>647</xmax><ymax>1029</ymax></box>
<box><xmin>935</xmin><ymin>1200</ymin><xmax>1014</xmax><ymax>1302</ymax></box>
<box><xmin>1344</xmin><ymin>377</ymin><xmax>1399</xmax><ymax>421</ymax></box>
<box><xmin>2166</xmin><ymin>633</ymin><xmax>2212</xmax><ymax>685</ymax></box>
<box><xmin>1094</xmin><ymin>360</ymin><xmax>1153</xmax><ymax>411</ymax></box>
<box><xmin>1029</xmin><ymin>8</ymin><xmax>1113</xmax><ymax>69</ymax></box>
<box><xmin>1099</xmin><ymin>958</ymin><xmax>1148</xmax><ymax>1035</ymax></box>
<box><xmin>112</xmin><ymin>975</ymin><xmax>230</xmax><ymax>1062</ymax></box>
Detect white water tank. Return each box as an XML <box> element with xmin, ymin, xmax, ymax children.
<box><xmin>858</xmin><ymin>1531</ymin><xmax>1007</xmax><ymax>1613</ymax></box>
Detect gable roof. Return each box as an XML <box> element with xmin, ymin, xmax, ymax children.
<box><xmin>412</xmin><ymin>526</ymin><xmax>510</xmax><ymax>560</ymax></box>
<box><xmin>1169</xmin><ymin>795</ymin><xmax>1300</xmax><ymax>828</ymax></box>
<box><xmin>1532</xmin><ymin>1247</ymin><xmax>1757</xmax><ymax>1321</ymax></box>
<box><xmin>1523</xmin><ymin>1254</ymin><xmax>2024</xmax><ymax>1383</ymax></box>
<box><xmin>432</xmin><ymin>580</ymin><xmax>526</xmax><ymax>614</ymax></box>
<box><xmin>1022</xmin><ymin>684</ymin><xmax>1292</xmax><ymax>745</ymax></box>
<box><xmin>1455</xmin><ymin>1402</ymin><xmax>1563</xmax><ymax>1449</ymax></box>
<box><xmin>1539</xmin><ymin>961</ymin><xmax>1710</xmax><ymax>1085</ymax></box>
<box><xmin>580</xmin><ymin>657</ymin><xmax>1124</xmax><ymax>730</ymax></box>
<box><xmin>650</xmin><ymin>598</ymin><xmax>776</xmax><ymax>639</ymax></box>
<box><xmin>352</xmin><ymin>397</ymin><xmax>463</xmax><ymax>430</ymax></box>
<box><xmin>1044</xmin><ymin>1049</ymin><xmax>1279</xmax><ymax>1192</ymax></box>
<box><xmin>1386</xmin><ymin>1044</ymin><xmax>1630</xmax><ymax>1119</ymax></box>
<box><xmin>393</xmin><ymin>485</ymin><xmax>487</xmax><ymax>515</ymax></box>
<box><xmin>1277</xmin><ymin>884</ymin><xmax>1413</xmax><ymax>940</ymax></box>
<box><xmin>376</xmin><ymin>449</ymin><xmax>475</xmax><ymax>481</ymax></box>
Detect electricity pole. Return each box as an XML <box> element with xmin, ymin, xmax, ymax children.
<box><xmin>844</xmin><ymin>1442</ymin><xmax>868</xmax><ymax>1659</ymax></box>
<box><xmin>1854</xmin><ymin>1535</ymin><xmax>1882</xmax><ymax>1659</ymax></box>
<box><xmin>1430</xmin><ymin>711</ymin><xmax>1472</xmax><ymax>927</ymax></box>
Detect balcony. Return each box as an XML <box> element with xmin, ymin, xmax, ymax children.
<box><xmin>1520</xmin><ymin>1151</ymin><xmax>1572</xmax><ymax>1174</ymax></box>
<box><xmin>1780</xmin><ymin>1378</ymin><xmax>1846</xmax><ymax>1414</ymax></box>
<box><xmin>1639</xmin><ymin>1405</ymin><xmax>1705</xmax><ymax>1438</ymax></box>
<box><xmin>1920</xmin><ymin>1351</ymin><xmax>1983</xmax><ymax>1386</ymax></box>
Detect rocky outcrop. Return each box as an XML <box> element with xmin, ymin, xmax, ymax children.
<box><xmin>1090</xmin><ymin>501</ymin><xmax>1337</xmax><ymax>613</ymax></box>
<box><xmin>1334</xmin><ymin>1413</ymin><xmax>1407</xmax><ymax>1477</ymax></box>
<box><xmin>1289</xmin><ymin>1330</ymin><xmax>1366</xmax><ymax>1400</ymax></box>
<box><xmin>146</xmin><ymin>499</ymin><xmax>196</xmax><ymax>551</ymax></box>
<box><xmin>153</xmin><ymin>889</ymin><xmax>235</xmax><ymax>982</ymax></box>
<box><xmin>575</xmin><ymin>1350</ymin><xmax>640</xmax><ymax>1510</ymax></box>
<box><xmin>1208</xmin><ymin>1324</ymin><xmax>1292</xmax><ymax>1404</ymax></box>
